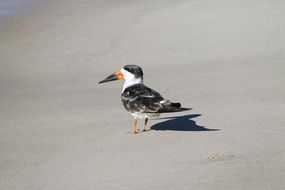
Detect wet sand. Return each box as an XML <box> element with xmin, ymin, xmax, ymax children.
<box><xmin>0</xmin><ymin>0</ymin><xmax>285</xmax><ymax>189</ymax></box>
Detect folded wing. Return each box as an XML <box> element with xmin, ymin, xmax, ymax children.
<box><xmin>121</xmin><ymin>84</ymin><xmax>189</xmax><ymax>113</ymax></box>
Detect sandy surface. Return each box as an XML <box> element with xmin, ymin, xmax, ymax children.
<box><xmin>1</xmin><ymin>0</ymin><xmax>285</xmax><ymax>189</ymax></box>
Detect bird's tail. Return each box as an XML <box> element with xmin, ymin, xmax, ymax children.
<box><xmin>159</xmin><ymin>101</ymin><xmax>191</xmax><ymax>113</ymax></box>
<box><xmin>171</xmin><ymin>102</ymin><xmax>181</xmax><ymax>108</ymax></box>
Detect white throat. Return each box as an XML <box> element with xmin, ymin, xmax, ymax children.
<box><xmin>122</xmin><ymin>77</ymin><xmax>143</xmax><ymax>92</ymax></box>
<box><xmin>121</xmin><ymin>68</ymin><xmax>143</xmax><ymax>92</ymax></box>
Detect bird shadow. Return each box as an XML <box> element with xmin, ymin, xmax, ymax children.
<box><xmin>150</xmin><ymin>114</ymin><xmax>219</xmax><ymax>132</ymax></box>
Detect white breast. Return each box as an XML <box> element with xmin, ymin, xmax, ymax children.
<box><xmin>131</xmin><ymin>112</ymin><xmax>160</xmax><ymax>119</ymax></box>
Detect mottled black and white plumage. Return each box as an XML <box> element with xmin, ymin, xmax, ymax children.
<box><xmin>99</xmin><ymin>65</ymin><xmax>190</xmax><ymax>134</ymax></box>
<box><xmin>121</xmin><ymin>83</ymin><xmax>182</xmax><ymax>115</ymax></box>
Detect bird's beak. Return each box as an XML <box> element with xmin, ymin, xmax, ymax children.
<box><xmin>98</xmin><ymin>70</ymin><xmax>124</xmax><ymax>84</ymax></box>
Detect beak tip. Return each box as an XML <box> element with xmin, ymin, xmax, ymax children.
<box><xmin>98</xmin><ymin>71</ymin><xmax>123</xmax><ymax>85</ymax></box>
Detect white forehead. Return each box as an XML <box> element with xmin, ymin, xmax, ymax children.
<box><xmin>120</xmin><ymin>68</ymin><xmax>127</xmax><ymax>74</ymax></box>
<box><xmin>120</xmin><ymin>68</ymin><xmax>133</xmax><ymax>76</ymax></box>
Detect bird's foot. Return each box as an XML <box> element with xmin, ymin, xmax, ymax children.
<box><xmin>142</xmin><ymin>129</ymin><xmax>147</xmax><ymax>132</ymax></box>
<box><xmin>141</xmin><ymin>128</ymin><xmax>151</xmax><ymax>133</ymax></box>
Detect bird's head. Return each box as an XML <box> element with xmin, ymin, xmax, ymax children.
<box><xmin>99</xmin><ymin>65</ymin><xmax>143</xmax><ymax>84</ymax></box>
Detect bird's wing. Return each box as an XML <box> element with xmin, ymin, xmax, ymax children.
<box><xmin>121</xmin><ymin>84</ymin><xmax>165</xmax><ymax>113</ymax></box>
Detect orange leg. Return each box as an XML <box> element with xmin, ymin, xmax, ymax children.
<box><xmin>142</xmin><ymin>118</ymin><xmax>148</xmax><ymax>132</ymax></box>
<box><xmin>131</xmin><ymin>118</ymin><xmax>138</xmax><ymax>135</ymax></box>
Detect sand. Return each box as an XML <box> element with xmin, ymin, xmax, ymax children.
<box><xmin>0</xmin><ymin>0</ymin><xmax>285</xmax><ymax>189</ymax></box>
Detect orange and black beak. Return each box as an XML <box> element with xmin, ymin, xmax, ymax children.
<box><xmin>99</xmin><ymin>70</ymin><xmax>124</xmax><ymax>84</ymax></box>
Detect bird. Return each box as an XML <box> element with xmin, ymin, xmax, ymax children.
<box><xmin>99</xmin><ymin>65</ymin><xmax>190</xmax><ymax>135</ymax></box>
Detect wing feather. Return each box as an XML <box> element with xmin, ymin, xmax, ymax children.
<box><xmin>121</xmin><ymin>84</ymin><xmax>164</xmax><ymax>113</ymax></box>
<box><xmin>121</xmin><ymin>84</ymin><xmax>187</xmax><ymax>113</ymax></box>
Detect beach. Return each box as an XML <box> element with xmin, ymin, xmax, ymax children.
<box><xmin>0</xmin><ymin>0</ymin><xmax>285</xmax><ymax>189</ymax></box>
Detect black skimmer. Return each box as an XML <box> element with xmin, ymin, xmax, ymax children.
<box><xmin>99</xmin><ymin>65</ymin><xmax>190</xmax><ymax>134</ymax></box>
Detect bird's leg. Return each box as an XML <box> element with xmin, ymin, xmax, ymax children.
<box><xmin>131</xmin><ymin>118</ymin><xmax>138</xmax><ymax>135</ymax></box>
<box><xmin>142</xmin><ymin>118</ymin><xmax>149</xmax><ymax>132</ymax></box>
